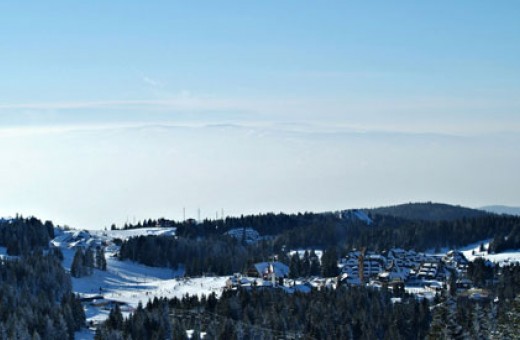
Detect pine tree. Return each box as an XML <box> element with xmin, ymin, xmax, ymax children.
<box><xmin>309</xmin><ymin>250</ymin><xmax>321</xmax><ymax>276</ymax></box>
<box><xmin>289</xmin><ymin>254</ymin><xmax>301</xmax><ymax>279</ymax></box>
<box><xmin>84</xmin><ymin>248</ymin><xmax>95</xmax><ymax>275</ymax></box>
<box><xmin>96</xmin><ymin>247</ymin><xmax>107</xmax><ymax>271</ymax></box>
<box><xmin>301</xmin><ymin>251</ymin><xmax>311</xmax><ymax>277</ymax></box>
<box><xmin>321</xmin><ymin>247</ymin><xmax>339</xmax><ymax>277</ymax></box>
<box><xmin>70</xmin><ymin>248</ymin><xmax>84</xmax><ymax>278</ymax></box>
<box><xmin>106</xmin><ymin>304</ymin><xmax>124</xmax><ymax>331</ymax></box>
<box><xmin>172</xmin><ymin>319</ymin><xmax>188</xmax><ymax>340</ymax></box>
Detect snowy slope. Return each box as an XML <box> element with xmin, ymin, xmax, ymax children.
<box><xmin>66</xmin><ymin>247</ymin><xmax>227</xmax><ymax>338</ymax></box>
<box><xmin>353</xmin><ymin>210</ymin><xmax>373</xmax><ymax>225</ymax></box>
<box><xmin>51</xmin><ymin>227</ymin><xmax>226</xmax><ymax>339</ymax></box>
<box><xmin>461</xmin><ymin>240</ymin><xmax>520</xmax><ymax>266</ymax></box>
<box><xmin>90</xmin><ymin>227</ymin><xmax>177</xmax><ymax>240</ymax></box>
<box><xmin>340</xmin><ymin>210</ymin><xmax>373</xmax><ymax>225</ymax></box>
<box><xmin>53</xmin><ymin>227</ymin><xmax>176</xmax><ymax>248</ymax></box>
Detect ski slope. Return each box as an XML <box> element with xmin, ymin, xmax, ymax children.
<box><xmin>52</xmin><ymin>227</ymin><xmax>226</xmax><ymax>339</ymax></box>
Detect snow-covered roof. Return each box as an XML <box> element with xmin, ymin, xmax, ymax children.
<box><xmin>253</xmin><ymin>261</ymin><xmax>289</xmax><ymax>278</ymax></box>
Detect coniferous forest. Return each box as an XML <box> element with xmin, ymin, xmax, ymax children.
<box><xmin>0</xmin><ymin>252</ymin><xmax>85</xmax><ymax>339</ymax></box>
<box><xmin>2</xmin><ymin>205</ymin><xmax>520</xmax><ymax>338</ymax></box>
<box><xmin>95</xmin><ymin>286</ymin><xmax>432</xmax><ymax>340</ymax></box>
<box><xmin>119</xmin><ymin>208</ymin><xmax>520</xmax><ymax>273</ymax></box>
<box><xmin>94</xmin><ymin>262</ymin><xmax>520</xmax><ymax>339</ymax></box>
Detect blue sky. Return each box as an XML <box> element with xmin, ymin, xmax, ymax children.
<box><xmin>0</xmin><ymin>2</ymin><xmax>519</xmax><ymax>228</ymax></box>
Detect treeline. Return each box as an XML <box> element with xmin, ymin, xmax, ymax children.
<box><xmin>490</xmin><ymin>222</ymin><xmax>520</xmax><ymax>253</ymax></box>
<box><xmin>119</xmin><ymin>235</ymin><xmax>274</xmax><ymax>276</ymax></box>
<box><xmin>97</xmin><ymin>286</ymin><xmax>431</xmax><ymax>340</ymax></box>
<box><xmin>0</xmin><ymin>216</ymin><xmax>54</xmax><ymax>255</ymax></box>
<box><xmin>116</xmin><ymin>207</ymin><xmax>520</xmax><ymax>254</ymax></box>
<box><xmin>275</xmin><ymin>214</ymin><xmax>520</xmax><ymax>253</ymax></box>
<box><xmin>117</xmin><ymin>214</ymin><xmax>520</xmax><ymax>276</ymax></box>
<box><xmin>0</xmin><ymin>252</ymin><xmax>85</xmax><ymax>339</ymax></box>
<box><xmin>95</xmin><ymin>299</ymin><xmax>177</xmax><ymax>340</ymax></box>
<box><xmin>119</xmin><ymin>212</ymin><xmax>344</xmax><ymax>241</ymax></box>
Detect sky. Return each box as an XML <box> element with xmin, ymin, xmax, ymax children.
<box><xmin>0</xmin><ymin>1</ymin><xmax>519</xmax><ymax>229</ymax></box>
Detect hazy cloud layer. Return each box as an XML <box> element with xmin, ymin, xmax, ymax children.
<box><xmin>0</xmin><ymin>122</ymin><xmax>517</xmax><ymax>229</ymax></box>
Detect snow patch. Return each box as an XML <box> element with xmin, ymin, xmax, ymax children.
<box><xmin>461</xmin><ymin>240</ymin><xmax>520</xmax><ymax>266</ymax></box>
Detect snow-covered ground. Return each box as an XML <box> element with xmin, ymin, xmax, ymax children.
<box><xmin>353</xmin><ymin>210</ymin><xmax>373</xmax><ymax>225</ymax></box>
<box><xmin>89</xmin><ymin>227</ymin><xmax>177</xmax><ymax>241</ymax></box>
<box><xmin>460</xmin><ymin>240</ymin><xmax>520</xmax><ymax>266</ymax></box>
<box><xmin>68</xmin><ymin>247</ymin><xmax>227</xmax><ymax>339</ymax></box>
<box><xmin>51</xmin><ymin>227</ymin><xmax>227</xmax><ymax>339</ymax></box>
<box><xmin>288</xmin><ymin>249</ymin><xmax>323</xmax><ymax>261</ymax></box>
<box><xmin>404</xmin><ymin>287</ymin><xmax>436</xmax><ymax>301</ymax></box>
<box><xmin>53</xmin><ymin>226</ymin><xmax>176</xmax><ymax>247</ymax></box>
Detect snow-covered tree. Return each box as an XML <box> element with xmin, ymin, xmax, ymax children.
<box><xmin>70</xmin><ymin>248</ymin><xmax>85</xmax><ymax>278</ymax></box>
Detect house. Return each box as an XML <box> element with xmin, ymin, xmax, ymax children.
<box><xmin>248</xmin><ymin>261</ymin><xmax>289</xmax><ymax>280</ymax></box>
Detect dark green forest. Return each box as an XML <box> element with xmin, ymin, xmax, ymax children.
<box><xmin>118</xmin><ymin>210</ymin><xmax>520</xmax><ymax>275</ymax></box>
<box><xmin>367</xmin><ymin>202</ymin><xmax>488</xmax><ymax>222</ymax></box>
<box><xmin>0</xmin><ymin>216</ymin><xmax>85</xmax><ymax>338</ymax></box>
<box><xmin>119</xmin><ymin>235</ymin><xmax>274</xmax><ymax>276</ymax></box>
<box><xmin>96</xmin><ymin>286</ymin><xmax>431</xmax><ymax>340</ymax></box>
<box><xmin>0</xmin><ymin>253</ymin><xmax>85</xmax><ymax>339</ymax></box>
<box><xmin>0</xmin><ymin>216</ymin><xmax>54</xmax><ymax>255</ymax></box>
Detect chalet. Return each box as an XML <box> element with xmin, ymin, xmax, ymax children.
<box><xmin>226</xmin><ymin>274</ymin><xmax>254</xmax><ymax>289</ymax></box>
<box><xmin>247</xmin><ymin>261</ymin><xmax>289</xmax><ymax>280</ymax></box>
<box><xmin>443</xmin><ymin>250</ymin><xmax>469</xmax><ymax>272</ymax></box>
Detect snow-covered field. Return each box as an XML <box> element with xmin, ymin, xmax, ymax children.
<box><xmin>53</xmin><ymin>226</ymin><xmax>176</xmax><ymax>247</ymax></box>
<box><xmin>51</xmin><ymin>227</ymin><xmax>226</xmax><ymax>339</ymax></box>
<box><xmin>89</xmin><ymin>227</ymin><xmax>177</xmax><ymax>241</ymax></box>
<box><xmin>56</xmin><ymin>228</ymin><xmax>226</xmax><ymax>298</ymax></box>
<box><xmin>68</xmin><ymin>248</ymin><xmax>227</xmax><ymax>339</ymax></box>
<box><xmin>460</xmin><ymin>240</ymin><xmax>520</xmax><ymax>266</ymax></box>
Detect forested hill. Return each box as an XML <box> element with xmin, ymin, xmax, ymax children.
<box><xmin>481</xmin><ymin>205</ymin><xmax>520</xmax><ymax>216</ymax></box>
<box><xmin>367</xmin><ymin>202</ymin><xmax>489</xmax><ymax>222</ymax></box>
<box><xmin>0</xmin><ymin>216</ymin><xmax>54</xmax><ymax>255</ymax></box>
<box><xmin>118</xmin><ymin>207</ymin><xmax>520</xmax><ymax>268</ymax></box>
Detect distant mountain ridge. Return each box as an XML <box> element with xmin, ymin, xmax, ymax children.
<box><xmin>481</xmin><ymin>205</ymin><xmax>520</xmax><ymax>216</ymax></box>
<box><xmin>366</xmin><ymin>202</ymin><xmax>489</xmax><ymax>222</ymax></box>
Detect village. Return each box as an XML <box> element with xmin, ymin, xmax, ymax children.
<box><xmin>226</xmin><ymin>245</ymin><xmax>491</xmax><ymax>302</ymax></box>
<box><xmin>45</xmin><ymin>223</ymin><xmax>507</xmax><ymax>333</ymax></box>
